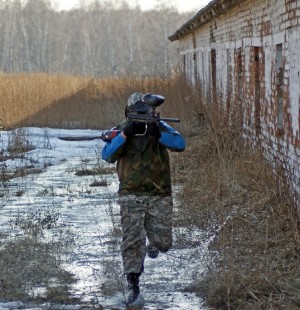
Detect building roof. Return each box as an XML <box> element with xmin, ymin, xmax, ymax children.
<box><xmin>168</xmin><ymin>0</ymin><xmax>243</xmax><ymax>41</ymax></box>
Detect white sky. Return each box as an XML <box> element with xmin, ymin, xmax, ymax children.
<box><xmin>55</xmin><ymin>0</ymin><xmax>211</xmax><ymax>13</ymax></box>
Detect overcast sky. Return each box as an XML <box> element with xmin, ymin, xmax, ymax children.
<box><xmin>54</xmin><ymin>0</ymin><xmax>211</xmax><ymax>12</ymax></box>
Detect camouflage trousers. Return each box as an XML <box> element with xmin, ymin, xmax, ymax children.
<box><xmin>117</xmin><ymin>195</ymin><xmax>173</xmax><ymax>274</ymax></box>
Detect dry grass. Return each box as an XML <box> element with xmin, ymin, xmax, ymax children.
<box><xmin>0</xmin><ymin>208</ymin><xmax>76</xmax><ymax>302</ymax></box>
<box><xmin>171</xmin><ymin>94</ymin><xmax>300</xmax><ymax>309</ymax></box>
<box><xmin>7</xmin><ymin>128</ymin><xmax>34</xmax><ymax>154</ymax></box>
<box><xmin>0</xmin><ymin>73</ymin><xmax>85</xmax><ymax>128</ymax></box>
<box><xmin>0</xmin><ymin>73</ymin><xmax>198</xmax><ymax>132</ymax></box>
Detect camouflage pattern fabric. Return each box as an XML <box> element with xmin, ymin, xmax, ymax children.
<box><xmin>118</xmin><ymin>195</ymin><xmax>173</xmax><ymax>274</ymax></box>
<box><xmin>115</xmin><ymin>120</ymin><xmax>172</xmax><ymax>196</ymax></box>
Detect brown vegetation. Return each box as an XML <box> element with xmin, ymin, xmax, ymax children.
<box><xmin>171</xmin><ymin>93</ymin><xmax>300</xmax><ymax>309</ymax></box>
<box><xmin>0</xmin><ymin>73</ymin><xmax>194</xmax><ymax>131</ymax></box>
<box><xmin>1</xmin><ymin>73</ymin><xmax>299</xmax><ymax>308</ymax></box>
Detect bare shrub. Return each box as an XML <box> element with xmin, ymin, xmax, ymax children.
<box><xmin>7</xmin><ymin>128</ymin><xmax>34</xmax><ymax>154</ymax></box>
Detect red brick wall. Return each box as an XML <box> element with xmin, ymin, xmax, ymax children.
<box><xmin>176</xmin><ymin>0</ymin><xmax>300</xmax><ymax>203</ymax></box>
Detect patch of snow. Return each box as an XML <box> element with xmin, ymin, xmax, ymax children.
<box><xmin>0</xmin><ymin>127</ymin><xmax>210</xmax><ymax>309</ymax></box>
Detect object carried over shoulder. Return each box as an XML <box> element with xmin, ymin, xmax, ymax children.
<box><xmin>58</xmin><ymin>130</ymin><xmax>119</xmax><ymax>141</ymax></box>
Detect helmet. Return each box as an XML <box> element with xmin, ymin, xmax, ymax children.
<box><xmin>127</xmin><ymin>92</ymin><xmax>143</xmax><ymax>107</ymax></box>
<box><xmin>125</xmin><ymin>92</ymin><xmax>144</xmax><ymax>118</ymax></box>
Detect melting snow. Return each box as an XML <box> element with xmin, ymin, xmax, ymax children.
<box><xmin>0</xmin><ymin>128</ymin><xmax>209</xmax><ymax>309</ymax></box>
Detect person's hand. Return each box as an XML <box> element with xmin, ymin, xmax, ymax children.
<box><xmin>146</xmin><ymin>123</ymin><xmax>161</xmax><ymax>140</ymax></box>
<box><xmin>101</xmin><ymin>130</ymin><xmax>119</xmax><ymax>142</ymax></box>
<box><xmin>123</xmin><ymin>121</ymin><xmax>146</xmax><ymax>137</ymax></box>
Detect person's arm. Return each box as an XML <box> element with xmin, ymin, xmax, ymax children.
<box><xmin>101</xmin><ymin>132</ymin><xmax>126</xmax><ymax>163</ymax></box>
<box><xmin>102</xmin><ymin>121</ymin><xmax>146</xmax><ymax>163</ymax></box>
<box><xmin>159</xmin><ymin>121</ymin><xmax>186</xmax><ymax>152</ymax></box>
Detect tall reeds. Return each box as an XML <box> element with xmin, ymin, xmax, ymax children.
<box><xmin>0</xmin><ymin>73</ymin><xmax>200</xmax><ymax>131</ymax></box>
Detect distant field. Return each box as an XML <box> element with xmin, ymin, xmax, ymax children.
<box><xmin>0</xmin><ymin>73</ymin><xmax>198</xmax><ymax>132</ymax></box>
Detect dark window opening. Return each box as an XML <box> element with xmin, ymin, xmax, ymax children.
<box><xmin>226</xmin><ymin>49</ymin><xmax>232</xmax><ymax>110</ymax></box>
<box><xmin>235</xmin><ymin>48</ymin><xmax>243</xmax><ymax>102</ymax></box>
<box><xmin>254</xmin><ymin>47</ymin><xmax>261</xmax><ymax>134</ymax></box>
<box><xmin>182</xmin><ymin>54</ymin><xmax>186</xmax><ymax>77</ymax></box>
<box><xmin>210</xmin><ymin>25</ymin><xmax>215</xmax><ymax>43</ymax></box>
<box><xmin>211</xmin><ymin>49</ymin><xmax>217</xmax><ymax>101</ymax></box>
<box><xmin>234</xmin><ymin>48</ymin><xmax>243</xmax><ymax>127</ymax></box>
<box><xmin>275</xmin><ymin>43</ymin><xmax>284</xmax><ymax>131</ymax></box>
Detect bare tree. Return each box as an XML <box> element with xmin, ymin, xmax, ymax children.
<box><xmin>0</xmin><ymin>0</ymin><xmax>190</xmax><ymax>76</ymax></box>
<box><xmin>1</xmin><ymin>2</ymin><xmax>17</xmax><ymax>72</ymax></box>
<box><xmin>19</xmin><ymin>9</ymin><xmax>32</xmax><ymax>71</ymax></box>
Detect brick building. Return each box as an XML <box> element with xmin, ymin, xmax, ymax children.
<box><xmin>169</xmin><ymin>0</ymin><xmax>300</xmax><ymax>204</ymax></box>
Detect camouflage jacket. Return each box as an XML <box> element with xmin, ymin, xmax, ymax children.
<box><xmin>101</xmin><ymin>120</ymin><xmax>186</xmax><ymax>196</ymax></box>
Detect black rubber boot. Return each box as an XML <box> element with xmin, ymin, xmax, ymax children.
<box><xmin>126</xmin><ymin>272</ymin><xmax>142</xmax><ymax>307</ymax></box>
<box><xmin>146</xmin><ymin>243</ymin><xmax>159</xmax><ymax>259</ymax></box>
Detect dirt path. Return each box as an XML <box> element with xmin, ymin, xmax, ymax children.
<box><xmin>0</xmin><ymin>128</ymin><xmax>208</xmax><ymax>309</ymax></box>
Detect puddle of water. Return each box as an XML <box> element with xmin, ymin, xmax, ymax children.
<box><xmin>0</xmin><ymin>128</ymin><xmax>209</xmax><ymax>309</ymax></box>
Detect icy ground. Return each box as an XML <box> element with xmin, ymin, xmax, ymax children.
<box><xmin>0</xmin><ymin>128</ymin><xmax>209</xmax><ymax>310</ymax></box>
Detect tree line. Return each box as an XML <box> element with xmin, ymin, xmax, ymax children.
<box><xmin>0</xmin><ymin>0</ymin><xmax>192</xmax><ymax>77</ymax></box>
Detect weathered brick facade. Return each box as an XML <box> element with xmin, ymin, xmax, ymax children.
<box><xmin>169</xmin><ymin>0</ymin><xmax>300</xmax><ymax>203</ymax></box>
